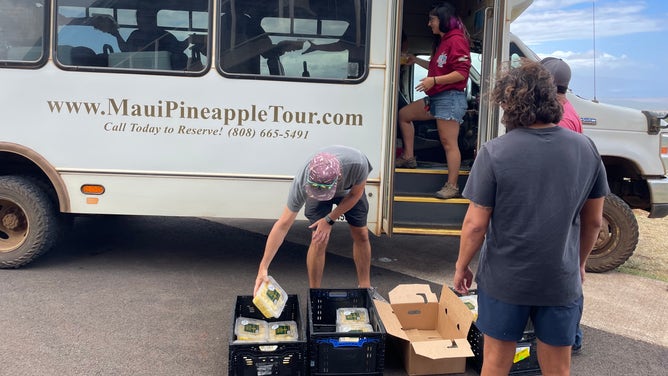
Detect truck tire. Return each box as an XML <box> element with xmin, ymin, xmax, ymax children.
<box><xmin>0</xmin><ymin>175</ymin><xmax>61</xmax><ymax>268</ymax></box>
<box><xmin>586</xmin><ymin>194</ymin><xmax>638</xmax><ymax>273</ymax></box>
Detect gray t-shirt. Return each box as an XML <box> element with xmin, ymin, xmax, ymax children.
<box><xmin>463</xmin><ymin>126</ymin><xmax>609</xmax><ymax>306</ymax></box>
<box><xmin>287</xmin><ymin>145</ymin><xmax>372</xmax><ymax>212</ymax></box>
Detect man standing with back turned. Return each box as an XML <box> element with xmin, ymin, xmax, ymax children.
<box><xmin>453</xmin><ymin>61</ymin><xmax>608</xmax><ymax>375</ymax></box>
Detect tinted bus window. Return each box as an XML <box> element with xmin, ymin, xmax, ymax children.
<box><xmin>0</xmin><ymin>0</ymin><xmax>46</xmax><ymax>63</ymax></box>
<box><xmin>218</xmin><ymin>0</ymin><xmax>368</xmax><ymax>80</ymax></box>
<box><xmin>55</xmin><ymin>0</ymin><xmax>210</xmax><ymax>72</ymax></box>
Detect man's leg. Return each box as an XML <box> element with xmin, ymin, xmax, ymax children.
<box><xmin>531</xmin><ymin>296</ymin><xmax>582</xmax><ymax>375</ymax></box>
<box><xmin>572</xmin><ymin>325</ymin><xmax>583</xmax><ymax>354</ymax></box>
<box><xmin>536</xmin><ymin>340</ymin><xmax>571</xmax><ymax>376</ymax></box>
<box><xmin>306</xmin><ymin>238</ymin><xmax>329</xmax><ymax>288</ymax></box>
<box><xmin>349</xmin><ymin>225</ymin><xmax>371</xmax><ymax>288</ymax></box>
<box><xmin>475</xmin><ymin>288</ymin><xmax>530</xmax><ymax>376</ymax></box>
<box><xmin>304</xmin><ymin>199</ymin><xmax>333</xmax><ymax>288</ymax></box>
<box><xmin>480</xmin><ymin>335</ymin><xmax>517</xmax><ymax>376</ymax></box>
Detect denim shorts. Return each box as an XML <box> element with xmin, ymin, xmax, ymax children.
<box><xmin>475</xmin><ymin>287</ymin><xmax>583</xmax><ymax>347</ymax></box>
<box><xmin>425</xmin><ymin>90</ymin><xmax>467</xmax><ymax>124</ymax></box>
<box><xmin>304</xmin><ymin>192</ymin><xmax>369</xmax><ymax>227</ymax></box>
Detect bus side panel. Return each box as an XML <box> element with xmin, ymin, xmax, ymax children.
<box><xmin>3</xmin><ymin>65</ymin><xmax>387</xmax><ymax>224</ymax></box>
<box><xmin>59</xmin><ymin>173</ymin><xmax>380</xmax><ymax>233</ymax></box>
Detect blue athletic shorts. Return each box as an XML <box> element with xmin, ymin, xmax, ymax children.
<box><xmin>304</xmin><ymin>191</ymin><xmax>369</xmax><ymax>227</ymax></box>
<box><xmin>425</xmin><ymin>90</ymin><xmax>467</xmax><ymax>124</ymax></box>
<box><xmin>475</xmin><ymin>287</ymin><xmax>583</xmax><ymax>347</ymax></box>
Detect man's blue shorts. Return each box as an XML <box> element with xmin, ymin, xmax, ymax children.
<box><xmin>475</xmin><ymin>287</ymin><xmax>583</xmax><ymax>347</ymax></box>
<box><xmin>304</xmin><ymin>191</ymin><xmax>369</xmax><ymax>227</ymax></box>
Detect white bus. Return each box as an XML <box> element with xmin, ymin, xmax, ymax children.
<box><xmin>1</xmin><ymin>0</ymin><xmax>667</xmax><ymax>271</ymax></box>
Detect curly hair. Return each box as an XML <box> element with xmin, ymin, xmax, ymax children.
<box><xmin>491</xmin><ymin>59</ymin><xmax>563</xmax><ymax>130</ymax></box>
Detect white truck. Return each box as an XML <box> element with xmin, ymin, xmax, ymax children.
<box><xmin>395</xmin><ymin>0</ymin><xmax>668</xmax><ymax>272</ymax></box>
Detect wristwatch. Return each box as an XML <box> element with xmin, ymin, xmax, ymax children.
<box><xmin>324</xmin><ymin>215</ymin><xmax>336</xmax><ymax>225</ymax></box>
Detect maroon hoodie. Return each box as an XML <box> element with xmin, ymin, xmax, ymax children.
<box><xmin>426</xmin><ymin>28</ymin><xmax>471</xmax><ymax>96</ymax></box>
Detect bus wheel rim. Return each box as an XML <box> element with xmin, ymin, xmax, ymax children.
<box><xmin>0</xmin><ymin>199</ymin><xmax>29</xmax><ymax>253</ymax></box>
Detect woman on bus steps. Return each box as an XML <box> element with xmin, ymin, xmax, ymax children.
<box><xmin>396</xmin><ymin>2</ymin><xmax>471</xmax><ymax>200</ymax></box>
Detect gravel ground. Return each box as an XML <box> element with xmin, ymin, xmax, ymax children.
<box><xmin>618</xmin><ymin>210</ymin><xmax>668</xmax><ymax>282</ymax></box>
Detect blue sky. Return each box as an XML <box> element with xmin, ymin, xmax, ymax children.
<box><xmin>511</xmin><ymin>0</ymin><xmax>668</xmax><ymax>110</ymax></box>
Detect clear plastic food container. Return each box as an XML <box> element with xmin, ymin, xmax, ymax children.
<box><xmin>336</xmin><ymin>307</ymin><xmax>369</xmax><ymax>324</ymax></box>
<box><xmin>253</xmin><ymin>275</ymin><xmax>288</xmax><ymax>318</ymax></box>
<box><xmin>336</xmin><ymin>322</ymin><xmax>374</xmax><ymax>333</ymax></box>
<box><xmin>234</xmin><ymin>317</ymin><xmax>268</xmax><ymax>342</ymax></box>
<box><xmin>267</xmin><ymin>320</ymin><xmax>299</xmax><ymax>342</ymax></box>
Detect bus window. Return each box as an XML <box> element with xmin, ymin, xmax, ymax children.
<box><xmin>0</xmin><ymin>0</ymin><xmax>46</xmax><ymax>64</ymax></box>
<box><xmin>55</xmin><ymin>0</ymin><xmax>210</xmax><ymax>72</ymax></box>
<box><xmin>218</xmin><ymin>0</ymin><xmax>369</xmax><ymax>81</ymax></box>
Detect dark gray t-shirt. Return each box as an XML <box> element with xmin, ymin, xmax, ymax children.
<box><xmin>463</xmin><ymin>126</ymin><xmax>609</xmax><ymax>306</ymax></box>
<box><xmin>287</xmin><ymin>145</ymin><xmax>372</xmax><ymax>212</ymax></box>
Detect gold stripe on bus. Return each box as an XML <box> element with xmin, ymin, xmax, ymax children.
<box><xmin>395</xmin><ymin>169</ymin><xmax>471</xmax><ymax>175</ymax></box>
<box><xmin>392</xmin><ymin>227</ymin><xmax>462</xmax><ymax>236</ymax></box>
<box><xmin>394</xmin><ymin>196</ymin><xmax>469</xmax><ymax>204</ymax></box>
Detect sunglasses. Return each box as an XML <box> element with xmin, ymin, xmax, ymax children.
<box><xmin>307</xmin><ymin>176</ymin><xmax>336</xmax><ymax>190</ymax></box>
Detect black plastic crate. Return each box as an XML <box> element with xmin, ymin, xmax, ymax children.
<box><xmin>461</xmin><ymin>290</ymin><xmax>540</xmax><ymax>376</ymax></box>
<box><xmin>307</xmin><ymin>288</ymin><xmax>386</xmax><ymax>375</ymax></box>
<box><xmin>229</xmin><ymin>295</ymin><xmax>307</xmax><ymax>376</ymax></box>
<box><xmin>468</xmin><ymin>322</ymin><xmax>540</xmax><ymax>375</ymax></box>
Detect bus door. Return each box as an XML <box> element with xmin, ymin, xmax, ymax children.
<box><xmin>387</xmin><ymin>0</ymin><xmax>510</xmax><ymax>236</ymax></box>
<box><xmin>379</xmin><ymin>0</ymin><xmax>403</xmax><ymax>236</ymax></box>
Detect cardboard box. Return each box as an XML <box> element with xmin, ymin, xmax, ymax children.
<box><xmin>373</xmin><ymin>284</ymin><xmax>474</xmax><ymax>375</ymax></box>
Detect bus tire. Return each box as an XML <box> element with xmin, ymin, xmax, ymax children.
<box><xmin>586</xmin><ymin>194</ymin><xmax>638</xmax><ymax>273</ymax></box>
<box><xmin>0</xmin><ymin>175</ymin><xmax>61</xmax><ymax>268</ymax></box>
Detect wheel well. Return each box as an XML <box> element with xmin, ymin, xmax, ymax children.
<box><xmin>0</xmin><ymin>148</ymin><xmax>70</xmax><ymax>212</ymax></box>
<box><xmin>602</xmin><ymin>156</ymin><xmax>649</xmax><ymax>211</ymax></box>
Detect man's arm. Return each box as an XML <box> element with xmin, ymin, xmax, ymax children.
<box><xmin>578</xmin><ymin>197</ymin><xmax>605</xmax><ymax>283</ymax></box>
<box><xmin>254</xmin><ymin>206</ymin><xmax>298</xmax><ymax>294</ymax></box>
<box><xmin>453</xmin><ymin>201</ymin><xmax>492</xmax><ymax>294</ymax></box>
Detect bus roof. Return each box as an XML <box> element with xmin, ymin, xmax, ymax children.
<box><xmin>510</xmin><ymin>0</ymin><xmax>534</xmax><ymax>22</ymax></box>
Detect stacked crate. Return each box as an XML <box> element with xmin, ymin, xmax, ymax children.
<box><xmin>307</xmin><ymin>288</ymin><xmax>386</xmax><ymax>375</ymax></box>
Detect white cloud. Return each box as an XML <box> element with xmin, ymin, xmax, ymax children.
<box><xmin>512</xmin><ymin>0</ymin><xmax>663</xmax><ymax>44</ymax></box>
<box><xmin>535</xmin><ymin>49</ymin><xmax>631</xmax><ymax>71</ymax></box>
<box><xmin>538</xmin><ymin>50</ymin><xmax>634</xmax><ymax>71</ymax></box>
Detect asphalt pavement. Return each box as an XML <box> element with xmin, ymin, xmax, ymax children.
<box><xmin>0</xmin><ymin>215</ymin><xmax>665</xmax><ymax>376</ymax></box>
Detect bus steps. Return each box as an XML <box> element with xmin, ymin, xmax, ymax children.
<box><xmin>393</xmin><ymin>166</ymin><xmax>469</xmax><ymax>235</ymax></box>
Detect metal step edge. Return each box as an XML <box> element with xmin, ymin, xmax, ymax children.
<box><xmin>395</xmin><ymin>168</ymin><xmax>471</xmax><ymax>175</ymax></box>
<box><xmin>392</xmin><ymin>226</ymin><xmax>462</xmax><ymax>236</ymax></box>
<box><xmin>394</xmin><ymin>196</ymin><xmax>470</xmax><ymax>204</ymax></box>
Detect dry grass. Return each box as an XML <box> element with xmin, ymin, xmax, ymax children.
<box><xmin>616</xmin><ymin>210</ymin><xmax>668</xmax><ymax>282</ymax></box>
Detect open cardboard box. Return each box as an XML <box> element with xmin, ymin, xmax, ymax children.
<box><xmin>373</xmin><ymin>284</ymin><xmax>474</xmax><ymax>375</ymax></box>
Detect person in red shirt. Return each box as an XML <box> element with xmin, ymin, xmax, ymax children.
<box><xmin>541</xmin><ymin>57</ymin><xmax>585</xmax><ymax>355</ymax></box>
<box><xmin>541</xmin><ymin>57</ymin><xmax>583</xmax><ymax>134</ymax></box>
<box><xmin>395</xmin><ymin>2</ymin><xmax>471</xmax><ymax>199</ymax></box>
